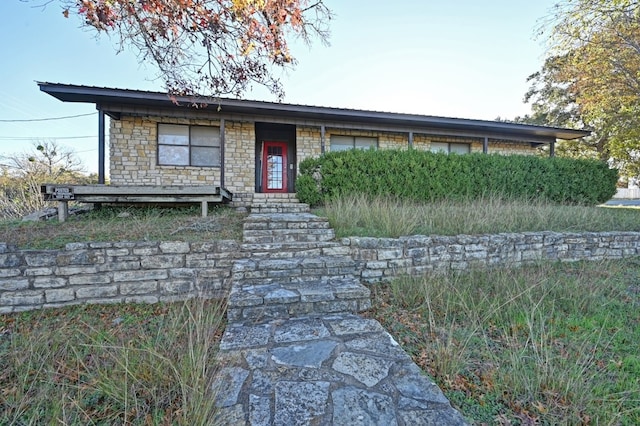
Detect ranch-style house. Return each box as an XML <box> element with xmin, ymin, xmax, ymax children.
<box><xmin>39</xmin><ymin>82</ymin><xmax>590</xmax><ymax>209</ymax></box>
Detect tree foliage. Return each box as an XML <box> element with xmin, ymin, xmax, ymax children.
<box><xmin>0</xmin><ymin>141</ymin><xmax>95</xmax><ymax>218</ymax></box>
<box><xmin>58</xmin><ymin>0</ymin><xmax>332</xmax><ymax>99</ymax></box>
<box><xmin>532</xmin><ymin>0</ymin><xmax>640</xmax><ymax>179</ymax></box>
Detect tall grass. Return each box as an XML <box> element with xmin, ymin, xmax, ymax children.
<box><xmin>0</xmin><ymin>205</ymin><xmax>246</xmax><ymax>249</ymax></box>
<box><xmin>317</xmin><ymin>194</ymin><xmax>640</xmax><ymax>238</ymax></box>
<box><xmin>0</xmin><ymin>298</ymin><xmax>226</xmax><ymax>425</ymax></box>
<box><xmin>371</xmin><ymin>259</ymin><xmax>640</xmax><ymax>424</ymax></box>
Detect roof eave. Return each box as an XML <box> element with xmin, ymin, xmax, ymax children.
<box><xmin>37</xmin><ymin>82</ymin><xmax>591</xmax><ymax>141</ymax></box>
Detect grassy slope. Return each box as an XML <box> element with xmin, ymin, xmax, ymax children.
<box><xmin>1</xmin><ymin>300</ymin><xmax>226</xmax><ymax>425</ymax></box>
<box><xmin>2</xmin><ymin>198</ymin><xmax>640</xmax><ymax>424</ymax></box>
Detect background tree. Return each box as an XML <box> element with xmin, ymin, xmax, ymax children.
<box><xmin>516</xmin><ymin>55</ymin><xmax>608</xmax><ymax>161</ymax></box>
<box><xmin>56</xmin><ymin>0</ymin><xmax>332</xmax><ymax>99</ymax></box>
<box><xmin>0</xmin><ymin>141</ymin><xmax>95</xmax><ymax>218</ymax></box>
<box><xmin>532</xmin><ymin>0</ymin><xmax>640</xmax><ymax>181</ymax></box>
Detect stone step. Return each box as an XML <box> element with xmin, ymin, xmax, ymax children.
<box><xmin>252</xmin><ymin>193</ymin><xmax>299</xmax><ymax>202</ymax></box>
<box><xmin>243</xmin><ymin>228</ymin><xmax>335</xmax><ymax>244</ymax></box>
<box><xmin>243</xmin><ymin>216</ymin><xmax>330</xmax><ymax>231</ymax></box>
<box><xmin>250</xmin><ymin>203</ymin><xmax>310</xmax><ymax>214</ymax></box>
<box><xmin>232</xmin><ymin>256</ymin><xmax>357</xmax><ymax>285</ymax></box>
<box><xmin>240</xmin><ymin>242</ymin><xmax>351</xmax><ymax>258</ymax></box>
<box><xmin>227</xmin><ymin>277</ymin><xmax>372</xmax><ymax>322</ymax></box>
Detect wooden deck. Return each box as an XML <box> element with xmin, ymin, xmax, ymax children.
<box><xmin>41</xmin><ymin>184</ymin><xmax>232</xmax><ymax>222</ymax></box>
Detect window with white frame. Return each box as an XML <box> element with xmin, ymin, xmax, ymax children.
<box><xmin>330</xmin><ymin>135</ymin><xmax>377</xmax><ymax>152</ymax></box>
<box><xmin>158</xmin><ymin>124</ymin><xmax>221</xmax><ymax>167</ymax></box>
<box><xmin>430</xmin><ymin>142</ymin><xmax>470</xmax><ymax>154</ymax></box>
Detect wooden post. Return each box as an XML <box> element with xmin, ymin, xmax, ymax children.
<box><xmin>58</xmin><ymin>201</ymin><xmax>68</xmax><ymax>223</ymax></box>
<box><xmin>408</xmin><ymin>131</ymin><xmax>414</xmax><ymax>149</ymax></box>
<box><xmin>483</xmin><ymin>136</ymin><xmax>489</xmax><ymax>154</ymax></box>
<box><xmin>320</xmin><ymin>125</ymin><xmax>326</xmax><ymax>154</ymax></box>
<box><xmin>98</xmin><ymin>109</ymin><xmax>106</xmax><ymax>184</ymax></box>
<box><xmin>220</xmin><ymin>118</ymin><xmax>225</xmax><ymax>188</ymax></box>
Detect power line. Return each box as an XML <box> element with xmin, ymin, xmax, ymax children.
<box><xmin>0</xmin><ymin>135</ymin><xmax>98</xmax><ymax>140</ymax></box>
<box><xmin>0</xmin><ymin>112</ymin><xmax>97</xmax><ymax>123</ymax></box>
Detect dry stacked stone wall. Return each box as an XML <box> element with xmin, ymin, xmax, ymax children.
<box><xmin>2</xmin><ymin>231</ymin><xmax>640</xmax><ymax>313</ymax></box>
<box><xmin>344</xmin><ymin>231</ymin><xmax>640</xmax><ymax>283</ymax></box>
<box><xmin>0</xmin><ymin>240</ymin><xmax>240</xmax><ymax>313</ymax></box>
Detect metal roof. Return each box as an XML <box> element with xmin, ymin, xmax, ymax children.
<box><xmin>38</xmin><ymin>82</ymin><xmax>590</xmax><ymax>141</ymax></box>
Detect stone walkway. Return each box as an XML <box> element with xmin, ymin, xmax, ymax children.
<box><xmin>213</xmin><ymin>201</ymin><xmax>468</xmax><ymax>425</ymax></box>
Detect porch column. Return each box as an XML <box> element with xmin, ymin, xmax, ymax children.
<box><xmin>550</xmin><ymin>140</ymin><xmax>555</xmax><ymax>157</ymax></box>
<box><xmin>408</xmin><ymin>131</ymin><xmax>414</xmax><ymax>149</ymax></box>
<box><xmin>320</xmin><ymin>125</ymin><xmax>326</xmax><ymax>154</ymax></box>
<box><xmin>483</xmin><ymin>136</ymin><xmax>488</xmax><ymax>154</ymax></box>
<box><xmin>220</xmin><ymin>118</ymin><xmax>226</xmax><ymax>187</ymax></box>
<box><xmin>98</xmin><ymin>109</ymin><xmax>106</xmax><ymax>184</ymax></box>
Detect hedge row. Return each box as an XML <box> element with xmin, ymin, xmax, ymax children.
<box><xmin>296</xmin><ymin>149</ymin><xmax>618</xmax><ymax>206</ymax></box>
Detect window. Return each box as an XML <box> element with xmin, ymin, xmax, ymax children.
<box><xmin>430</xmin><ymin>142</ymin><xmax>470</xmax><ymax>154</ymax></box>
<box><xmin>158</xmin><ymin>124</ymin><xmax>220</xmax><ymax>167</ymax></box>
<box><xmin>330</xmin><ymin>135</ymin><xmax>377</xmax><ymax>152</ymax></box>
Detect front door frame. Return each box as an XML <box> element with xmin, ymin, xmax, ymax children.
<box><xmin>261</xmin><ymin>141</ymin><xmax>288</xmax><ymax>193</ymax></box>
<box><xmin>255</xmin><ymin>122</ymin><xmax>296</xmax><ymax>193</ymax></box>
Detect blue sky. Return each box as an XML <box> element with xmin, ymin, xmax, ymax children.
<box><xmin>0</xmin><ymin>0</ymin><xmax>557</xmax><ymax>173</ymax></box>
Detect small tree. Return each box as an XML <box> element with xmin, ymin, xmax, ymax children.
<box><xmin>0</xmin><ymin>141</ymin><xmax>94</xmax><ymax>218</ymax></box>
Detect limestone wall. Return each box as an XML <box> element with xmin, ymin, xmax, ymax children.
<box><xmin>3</xmin><ymin>231</ymin><xmax>640</xmax><ymax>313</ymax></box>
<box><xmin>0</xmin><ymin>240</ymin><xmax>240</xmax><ymax>314</ymax></box>
<box><xmin>343</xmin><ymin>232</ymin><xmax>640</xmax><ymax>283</ymax></box>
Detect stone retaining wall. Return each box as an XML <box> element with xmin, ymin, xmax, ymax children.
<box><xmin>343</xmin><ymin>231</ymin><xmax>640</xmax><ymax>284</ymax></box>
<box><xmin>0</xmin><ymin>240</ymin><xmax>240</xmax><ymax>314</ymax></box>
<box><xmin>3</xmin><ymin>231</ymin><xmax>640</xmax><ymax>313</ymax></box>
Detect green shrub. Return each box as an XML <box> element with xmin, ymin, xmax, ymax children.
<box><xmin>296</xmin><ymin>149</ymin><xmax>617</xmax><ymax>206</ymax></box>
<box><xmin>295</xmin><ymin>174</ymin><xmax>322</xmax><ymax>207</ymax></box>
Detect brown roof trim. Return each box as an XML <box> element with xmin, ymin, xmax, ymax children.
<box><xmin>38</xmin><ymin>82</ymin><xmax>590</xmax><ymax>141</ymax></box>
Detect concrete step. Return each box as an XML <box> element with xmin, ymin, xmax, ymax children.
<box><xmin>232</xmin><ymin>256</ymin><xmax>357</xmax><ymax>285</ymax></box>
<box><xmin>227</xmin><ymin>277</ymin><xmax>372</xmax><ymax>322</ymax></box>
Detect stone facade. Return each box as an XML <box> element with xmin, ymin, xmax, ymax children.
<box><xmin>109</xmin><ymin>115</ymin><xmax>540</xmax><ymax>203</ymax></box>
<box><xmin>110</xmin><ymin>116</ymin><xmax>223</xmax><ymax>186</ymax></box>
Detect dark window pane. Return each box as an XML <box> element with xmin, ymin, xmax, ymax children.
<box><xmin>191</xmin><ymin>146</ymin><xmax>220</xmax><ymax>166</ymax></box>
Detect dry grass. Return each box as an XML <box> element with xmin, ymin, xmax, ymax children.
<box><xmin>0</xmin><ymin>205</ymin><xmax>246</xmax><ymax>249</ymax></box>
<box><xmin>368</xmin><ymin>259</ymin><xmax>640</xmax><ymax>424</ymax></box>
<box><xmin>0</xmin><ymin>299</ymin><xmax>226</xmax><ymax>425</ymax></box>
<box><xmin>317</xmin><ymin>194</ymin><xmax>640</xmax><ymax>238</ymax></box>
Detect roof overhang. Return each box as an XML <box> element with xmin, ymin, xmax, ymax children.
<box><xmin>38</xmin><ymin>82</ymin><xmax>591</xmax><ymax>142</ymax></box>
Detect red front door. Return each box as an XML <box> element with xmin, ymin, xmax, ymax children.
<box><xmin>262</xmin><ymin>141</ymin><xmax>288</xmax><ymax>193</ymax></box>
